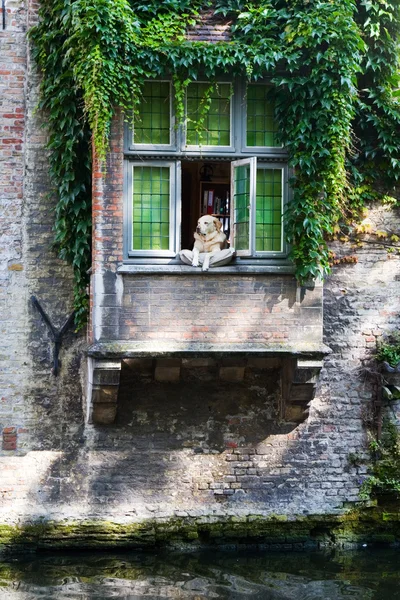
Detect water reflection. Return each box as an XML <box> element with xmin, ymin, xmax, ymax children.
<box><xmin>0</xmin><ymin>548</ymin><xmax>399</xmax><ymax>599</ymax></box>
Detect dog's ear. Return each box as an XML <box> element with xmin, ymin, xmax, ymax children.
<box><xmin>213</xmin><ymin>218</ymin><xmax>223</xmax><ymax>232</ymax></box>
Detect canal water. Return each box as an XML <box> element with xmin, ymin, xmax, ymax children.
<box><xmin>1</xmin><ymin>547</ymin><xmax>400</xmax><ymax>599</ymax></box>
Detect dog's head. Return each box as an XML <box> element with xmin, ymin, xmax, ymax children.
<box><xmin>196</xmin><ymin>215</ymin><xmax>223</xmax><ymax>236</ymax></box>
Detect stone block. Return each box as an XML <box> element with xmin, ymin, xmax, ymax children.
<box><xmin>219</xmin><ymin>366</ymin><xmax>245</xmax><ymax>382</ymax></box>
<box><xmin>88</xmin><ymin>358</ymin><xmax>122</xmax><ymax>424</ymax></box>
<box><xmin>92</xmin><ymin>385</ymin><xmax>119</xmax><ymax>404</ymax></box>
<box><xmin>92</xmin><ymin>403</ymin><xmax>118</xmax><ymax>425</ymax></box>
<box><xmin>247</xmin><ymin>357</ymin><xmax>282</xmax><ymax>369</ymax></box>
<box><xmin>93</xmin><ymin>368</ymin><xmax>121</xmax><ymax>386</ymax></box>
<box><xmin>123</xmin><ymin>358</ymin><xmax>153</xmax><ymax>372</ymax></box>
<box><xmin>154</xmin><ymin>359</ymin><xmax>181</xmax><ymax>382</ymax></box>
<box><xmin>285</xmin><ymin>405</ymin><xmax>308</xmax><ymax>422</ymax></box>
<box><xmin>182</xmin><ymin>358</ymin><xmax>216</xmax><ymax>368</ymax></box>
<box><xmin>290</xmin><ymin>383</ymin><xmax>316</xmax><ymax>403</ymax></box>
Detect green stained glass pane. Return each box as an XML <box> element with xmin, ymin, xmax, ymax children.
<box><xmin>142</xmin><ymin>222</ymin><xmax>151</xmax><ymax>237</ymax></box>
<box><xmin>151</xmin><ymin>207</ymin><xmax>160</xmax><ymax>221</ymax></box>
<box><xmin>220</xmin><ymin>131</ymin><xmax>230</xmax><ymax>145</ymax></box>
<box><xmin>274</xmin><ymin>169</ymin><xmax>282</xmax><ymax>183</ymax></box>
<box><xmin>273</xmin><ymin>197</ymin><xmax>281</xmax><ymax>210</ymax></box>
<box><xmin>151</xmin><ymin>179</ymin><xmax>161</xmax><ymax>194</ymax></box>
<box><xmin>160</xmin><ymin>195</ymin><xmax>169</xmax><ymax>209</ymax></box>
<box><xmin>186</xmin><ymin>82</ymin><xmax>231</xmax><ymax>146</ymax></box>
<box><xmin>161</xmin><ymin>237</ymin><xmax>169</xmax><ymax>250</ymax></box>
<box><xmin>132</xmin><ymin>166</ymin><xmax>170</xmax><ymax>251</ymax></box>
<box><xmin>186</xmin><ymin>129</ymin><xmax>197</xmax><ymax>145</ymax></box>
<box><xmin>263</xmin><ymin>132</ymin><xmax>274</xmax><ymax>146</ymax></box>
<box><xmin>255</xmin><ymin>168</ymin><xmax>282</xmax><ymax>252</ymax></box>
<box><xmin>233</xmin><ymin>163</ymin><xmax>250</xmax><ymax>251</ymax></box>
<box><xmin>246</xmin><ymin>84</ymin><xmax>279</xmax><ymax>147</ymax></box>
<box><xmin>256</xmin><ymin>237</ymin><xmax>264</xmax><ymax>251</ymax></box>
<box><xmin>255</xmin><ymin>133</ymin><xmax>265</xmax><ymax>146</ymax></box>
<box><xmin>133</xmin><ymin>82</ymin><xmax>171</xmax><ymax>145</ymax></box>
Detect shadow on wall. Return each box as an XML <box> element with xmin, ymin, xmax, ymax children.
<box><xmin>70</xmin><ymin>360</ymin><xmax>305</xmax><ymax>517</ymax></box>
<box><xmin>116</xmin><ymin>359</ymin><xmax>295</xmax><ymax>452</ymax></box>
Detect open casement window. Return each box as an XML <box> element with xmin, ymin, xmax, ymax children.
<box><xmin>231</xmin><ymin>158</ymin><xmax>286</xmax><ymax>257</ymax></box>
<box><xmin>126</xmin><ymin>161</ymin><xmax>181</xmax><ymax>257</ymax></box>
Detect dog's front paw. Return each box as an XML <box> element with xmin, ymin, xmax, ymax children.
<box><xmin>201</xmin><ymin>263</ymin><xmax>209</xmax><ymax>272</ymax></box>
<box><xmin>192</xmin><ymin>257</ymin><xmax>199</xmax><ymax>267</ymax></box>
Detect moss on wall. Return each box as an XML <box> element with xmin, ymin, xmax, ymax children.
<box><xmin>1</xmin><ymin>504</ymin><xmax>400</xmax><ymax>554</ymax></box>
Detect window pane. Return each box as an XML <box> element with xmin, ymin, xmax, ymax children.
<box><xmin>246</xmin><ymin>84</ymin><xmax>279</xmax><ymax>147</ymax></box>
<box><xmin>132</xmin><ymin>166</ymin><xmax>170</xmax><ymax>250</ymax></box>
<box><xmin>134</xmin><ymin>82</ymin><xmax>171</xmax><ymax>145</ymax></box>
<box><xmin>255</xmin><ymin>168</ymin><xmax>282</xmax><ymax>252</ymax></box>
<box><xmin>233</xmin><ymin>164</ymin><xmax>250</xmax><ymax>251</ymax></box>
<box><xmin>186</xmin><ymin>83</ymin><xmax>231</xmax><ymax>146</ymax></box>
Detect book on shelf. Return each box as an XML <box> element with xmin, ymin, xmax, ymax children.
<box><xmin>206</xmin><ymin>189</ymin><xmax>214</xmax><ymax>215</ymax></box>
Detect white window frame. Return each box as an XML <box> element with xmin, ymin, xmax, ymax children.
<box><xmin>231</xmin><ymin>158</ymin><xmax>288</xmax><ymax>257</ymax></box>
<box><xmin>124</xmin><ymin>160</ymin><xmax>181</xmax><ymax>258</ymax></box>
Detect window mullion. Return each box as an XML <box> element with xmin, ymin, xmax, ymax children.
<box><xmin>249</xmin><ymin>156</ymin><xmax>257</xmax><ymax>255</ymax></box>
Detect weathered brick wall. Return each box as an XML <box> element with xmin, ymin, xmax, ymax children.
<box><xmin>0</xmin><ymin>0</ymin><xmax>85</xmax><ymax>521</ymax></box>
<box><xmin>114</xmin><ymin>274</ymin><xmax>322</xmax><ymax>346</ymax></box>
<box><xmin>1</xmin><ymin>0</ymin><xmax>400</xmax><ymax>534</ymax></box>
<box><xmin>0</xmin><ymin>0</ymin><xmax>30</xmax><ymax>455</ymax></box>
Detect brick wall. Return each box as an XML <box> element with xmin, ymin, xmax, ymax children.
<box><xmin>0</xmin><ymin>0</ymin><xmax>30</xmax><ymax>455</ymax></box>
<box><xmin>0</xmin><ymin>0</ymin><xmax>84</xmax><ymax>505</ymax></box>
<box><xmin>116</xmin><ymin>274</ymin><xmax>322</xmax><ymax>346</ymax></box>
<box><xmin>0</xmin><ymin>0</ymin><xmax>400</xmax><ymax>535</ymax></box>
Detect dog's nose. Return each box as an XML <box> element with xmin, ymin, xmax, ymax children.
<box><xmin>196</xmin><ymin>227</ymin><xmax>200</xmax><ymax>233</ymax></box>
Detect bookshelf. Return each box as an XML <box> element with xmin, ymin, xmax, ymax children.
<box><xmin>200</xmin><ymin>181</ymin><xmax>231</xmax><ymax>240</ymax></box>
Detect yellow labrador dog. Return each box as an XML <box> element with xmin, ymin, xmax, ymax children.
<box><xmin>192</xmin><ymin>215</ymin><xmax>227</xmax><ymax>271</ymax></box>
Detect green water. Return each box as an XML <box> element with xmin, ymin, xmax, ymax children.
<box><xmin>1</xmin><ymin>548</ymin><xmax>400</xmax><ymax>599</ymax></box>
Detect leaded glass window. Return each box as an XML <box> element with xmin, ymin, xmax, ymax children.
<box><xmin>133</xmin><ymin>82</ymin><xmax>171</xmax><ymax>145</ymax></box>
<box><xmin>132</xmin><ymin>165</ymin><xmax>171</xmax><ymax>250</ymax></box>
<box><xmin>246</xmin><ymin>84</ymin><xmax>279</xmax><ymax>147</ymax></box>
<box><xmin>186</xmin><ymin>83</ymin><xmax>231</xmax><ymax>146</ymax></box>
<box><xmin>255</xmin><ymin>168</ymin><xmax>283</xmax><ymax>252</ymax></box>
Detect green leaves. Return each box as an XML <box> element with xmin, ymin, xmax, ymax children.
<box><xmin>29</xmin><ymin>0</ymin><xmax>400</xmax><ymax>323</ymax></box>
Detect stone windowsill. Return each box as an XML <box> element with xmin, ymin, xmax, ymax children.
<box><xmin>87</xmin><ymin>341</ymin><xmax>331</xmax><ymax>359</ymax></box>
<box><xmin>117</xmin><ymin>263</ymin><xmax>296</xmax><ymax>275</ymax></box>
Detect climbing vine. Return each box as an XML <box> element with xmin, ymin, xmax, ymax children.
<box><xmin>29</xmin><ymin>0</ymin><xmax>400</xmax><ymax>328</ymax></box>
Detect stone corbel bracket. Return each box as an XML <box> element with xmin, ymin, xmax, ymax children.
<box><xmin>281</xmin><ymin>358</ymin><xmax>323</xmax><ymax>422</ymax></box>
<box><xmin>87</xmin><ymin>358</ymin><xmax>122</xmax><ymax>425</ymax></box>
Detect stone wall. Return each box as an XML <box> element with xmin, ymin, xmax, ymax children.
<box><xmin>110</xmin><ymin>273</ymin><xmax>322</xmax><ymax>346</ymax></box>
<box><xmin>0</xmin><ymin>0</ymin><xmax>400</xmax><ymax>546</ymax></box>
<box><xmin>0</xmin><ymin>0</ymin><xmax>85</xmax><ymax>519</ymax></box>
<box><xmin>0</xmin><ymin>0</ymin><xmax>30</xmax><ymax>455</ymax></box>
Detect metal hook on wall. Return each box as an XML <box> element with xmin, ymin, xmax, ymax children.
<box><xmin>31</xmin><ymin>296</ymin><xmax>75</xmax><ymax>376</ymax></box>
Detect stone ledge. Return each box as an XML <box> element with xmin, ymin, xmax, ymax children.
<box><xmin>87</xmin><ymin>341</ymin><xmax>331</xmax><ymax>359</ymax></box>
<box><xmin>117</xmin><ymin>264</ymin><xmax>296</xmax><ymax>275</ymax></box>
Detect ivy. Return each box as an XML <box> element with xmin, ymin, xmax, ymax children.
<box><xmin>29</xmin><ymin>0</ymin><xmax>400</xmax><ymax>327</ymax></box>
<box><xmin>359</xmin><ymin>420</ymin><xmax>400</xmax><ymax>501</ymax></box>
